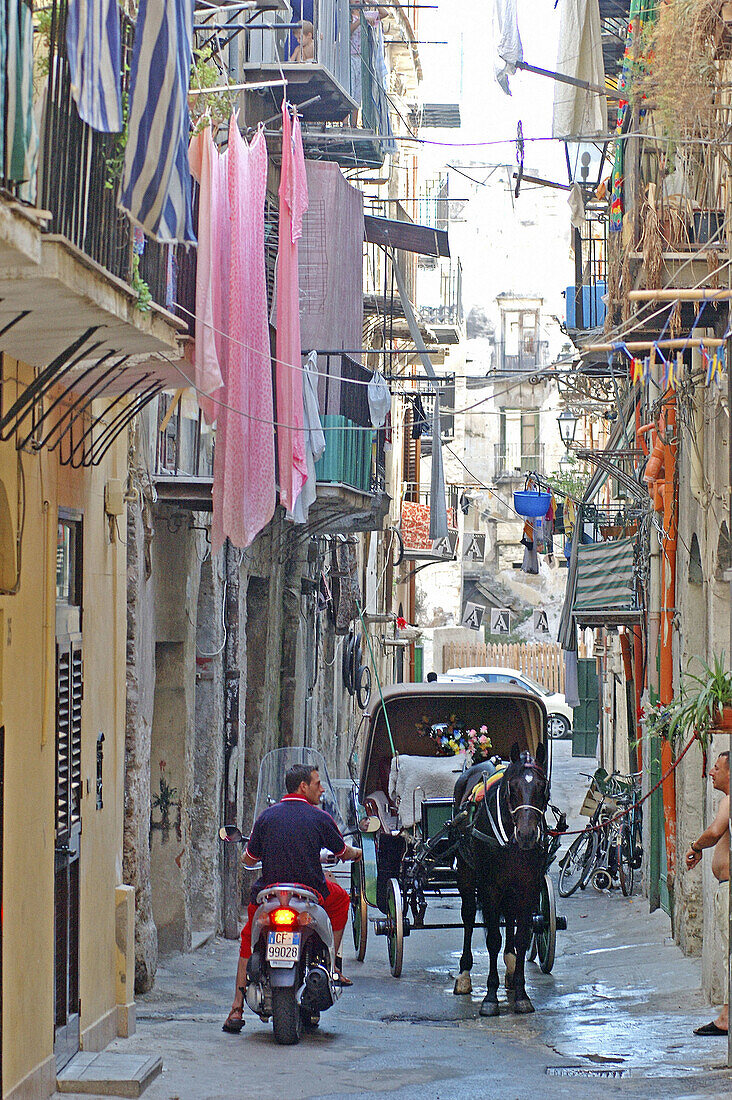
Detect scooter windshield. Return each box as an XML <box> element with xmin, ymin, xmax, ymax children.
<box><xmin>252</xmin><ymin>747</ymin><xmax>346</xmax><ymax>832</ymax></box>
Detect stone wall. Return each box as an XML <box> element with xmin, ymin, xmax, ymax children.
<box><xmin>124</xmin><ymin>482</ymin><xmax>158</xmax><ymax>992</ymax></box>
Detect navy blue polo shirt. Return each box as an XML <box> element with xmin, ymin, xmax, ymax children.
<box><xmin>246</xmin><ymin>795</ymin><xmax>347</xmax><ymax>903</ymax></box>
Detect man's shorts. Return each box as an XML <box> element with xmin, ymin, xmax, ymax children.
<box><xmin>240</xmin><ymin>879</ymin><xmax>351</xmax><ymax>958</ymax></box>
<box><xmin>715</xmin><ymin>880</ymin><xmax>730</xmax><ymax>955</ymax></box>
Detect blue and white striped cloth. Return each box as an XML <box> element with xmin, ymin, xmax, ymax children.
<box><xmin>118</xmin><ymin>0</ymin><xmax>196</xmax><ymax>244</ymax></box>
<box><xmin>66</xmin><ymin>0</ymin><xmax>123</xmax><ymax>133</ymax></box>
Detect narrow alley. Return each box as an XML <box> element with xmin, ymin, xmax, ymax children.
<box><xmin>72</xmin><ymin>745</ymin><xmax>731</xmax><ymax>1099</ymax></box>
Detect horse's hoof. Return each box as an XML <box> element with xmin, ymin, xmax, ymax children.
<box><xmin>479</xmin><ymin>996</ymin><xmax>500</xmax><ymax>1017</ymax></box>
<box><xmin>513</xmin><ymin>997</ymin><xmax>535</xmax><ymax>1015</ymax></box>
<box><xmin>453</xmin><ymin>973</ymin><xmax>472</xmax><ymax>995</ymax></box>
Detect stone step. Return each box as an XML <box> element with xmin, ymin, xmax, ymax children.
<box><xmin>56</xmin><ymin>1052</ymin><xmax>162</xmax><ymax>1098</ymax></box>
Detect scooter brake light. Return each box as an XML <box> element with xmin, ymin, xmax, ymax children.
<box><xmin>271</xmin><ymin>907</ymin><xmax>297</xmax><ymax>927</ymax></box>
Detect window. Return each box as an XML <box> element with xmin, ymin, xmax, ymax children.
<box><xmin>56</xmin><ymin>518</ymin><xmax>82</xmax><ymax>606</ymax></box>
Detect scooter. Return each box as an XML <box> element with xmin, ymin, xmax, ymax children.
<box><xmin>219</xmin><ymin>825</ymin><xmax>342</xmax><ymax>1045</ymax></box>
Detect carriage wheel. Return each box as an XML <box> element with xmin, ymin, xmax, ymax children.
<box><xmin>350</xmin><ymin>858</ymin><xmax>368</xmax><ymax>961</ymax></box>
<box><xmin>527</xmin><ymin>933</ymin><xmax>538</xmax><ymax>962</ymax></box>
<box><xmin>386</xmin><ymin>878</ymin><xmax>404</xmax><ymax>978</ymax></box>
<box><xmin>536</xmin><ymin>873</ymin><xmax>557</xmax><ymax>974</ymax></box>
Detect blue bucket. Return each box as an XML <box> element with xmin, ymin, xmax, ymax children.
<box><xmin>514</xmin><ymin>490</ymin><xmax>551</xmax><ymax>518</ymax></box>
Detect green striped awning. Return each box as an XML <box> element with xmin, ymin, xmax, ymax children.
<box><xmin>572</xmin><ymin>537</ymin><xmax>636</xmax><ymax>612</ymax></box>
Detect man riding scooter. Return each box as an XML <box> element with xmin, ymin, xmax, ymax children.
<box><xmin>223</xmin><ymin>763</ymin><xmax>363</xmax><ymax>1033</ymax></box>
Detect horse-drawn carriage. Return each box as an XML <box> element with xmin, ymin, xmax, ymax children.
<box><xmin>348</xmin><ymin>682</ymin><xmax>567</xmax><ymax>1000</ymax></box>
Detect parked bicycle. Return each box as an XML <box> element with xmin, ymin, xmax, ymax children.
<box><xmin>558</xmin><ymin>771</ymin><xmax>643</xmax><ymax>899</ymax></box>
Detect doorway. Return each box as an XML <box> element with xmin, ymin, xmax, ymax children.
<box><xmin>54</xmin><ymin>512</ymin><xmax>83</xmax><ymax>1070</ymax></box>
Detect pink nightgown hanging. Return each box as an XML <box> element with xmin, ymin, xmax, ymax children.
<box><xmin>210</xmin><ymin>117</ymin><xmax>275</xmax><ymax>553</ymax></box>
<box><xmin>275</xmin><ymin>102</ymin><xmax>309</xmax><ymax>513</ymax></box>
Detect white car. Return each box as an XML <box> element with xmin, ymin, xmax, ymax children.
<box><xmin>445</xmin><ymin>666</ymin><xmax>574</xmax><ymax>740</ymax></box>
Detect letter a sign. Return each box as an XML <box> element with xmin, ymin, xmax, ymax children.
<box><xmin>533</xmin><ymin>609</ymin><xmax>550</xmax><ymax>635</ymax></box>
<box><xmin>461</xmin><ymin>602</ymin><xmax>485</xmax><ymax>631</ymax></box>
<box><xmin>490</xmin><ymin>608</ymin><xmax>511</xmax><ymax>635</ymax></box>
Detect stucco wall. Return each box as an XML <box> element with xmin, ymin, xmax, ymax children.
<box><xmin>1</xmin><ymin>362</ymin><xmax>128</xmax><ymax>1094</ymax></box>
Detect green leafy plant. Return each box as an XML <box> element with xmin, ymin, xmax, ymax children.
<box><xmin>131</xmin><ymin>253</ymin><xmax>152</xmax><ymax>312</ymax></box>
<box><xmin>189</xmin><ymin>46</ymin><xmax>233</xmax><ymax>133</ymax></box>
<box><xmin>545</xmin><ymin>459</ymin><xmax>591</xmax><ymax>505</ymax></box>
<box><xmin>668</xmin><ymin>653</ymin><xmax>732</xmax><ymax>751</ymax></box>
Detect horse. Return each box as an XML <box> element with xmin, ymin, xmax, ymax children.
<box><xmin>452</xmin><ymin>740</ymin><xmax>549</xmax><ymax>1016</ymax></box>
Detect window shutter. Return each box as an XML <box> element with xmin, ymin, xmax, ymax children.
<box><xmin>56</xmin><ymin>637</ymin><xmax>83</xmax><ymax>840</ymax></box>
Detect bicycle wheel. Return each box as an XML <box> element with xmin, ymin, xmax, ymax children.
<box><xmin>618</xmin><ymin>828</ymin><xmax>634</xmax><ymax>896</ymax></box>
<box><xmin>558</xmin><ymin>829</ymin><xmax>599</xmax><ymax>898</ymax></box>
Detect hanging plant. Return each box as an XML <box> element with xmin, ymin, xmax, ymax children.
<box><xmin>668</xmin><ymin>653</ymin><xmax>732</xmax><ymax>752</ymax></box>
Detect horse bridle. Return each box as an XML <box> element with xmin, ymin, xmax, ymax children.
<box><xmin>475</xmin><ymin>761</ymin><xmax>548</xmax><ymax>847</ymax></box>
<box><xmin>506</xmin><ymin>762</ymin><xmax>548</xmax><ymax>840</ymax></box>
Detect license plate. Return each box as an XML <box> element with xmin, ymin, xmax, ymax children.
<box><xmin>266</xmin><ymin>930</ymin><xmax>301</xmax><ymax>966</ymax></box>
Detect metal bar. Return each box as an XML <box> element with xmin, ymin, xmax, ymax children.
<box><xmin>582</xmin><ymin>338</ymin><xmax>724</xmax><ymax>353</ymax></box>
<box><xmin>0</xmin><ymin>329</ymin><xmax>102</xmax><ymax>441</ymax></box>
<box><xmin>514</xmin><ymin>60</ymin><xmax>622</xmax><ymax>101</ymax></box>
<box><xmin>628</xmin><ymin>288</ymin><xmax>732</xmax><ymax>302</ymax></box>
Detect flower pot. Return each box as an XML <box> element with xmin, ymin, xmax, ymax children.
<box><xmin>513</xmin><ymin>490</ymin><xmax>550</xmax><ymax>518</ymax></box>
<box><xmin>716</xmin><ymin>705</ymin><xmax>732</xmax><ymax>730</ymax></box>
<box><xmin>692</xmin><ymin>211</ymin><xmax>725</xmax><ymax>248</ymax></box>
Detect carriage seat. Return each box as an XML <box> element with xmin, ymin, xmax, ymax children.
<box><xmin>389</xmin><ymin>753</ymin><xmax>467</xmax><ymax>829</ymax></box>
<box><xmin>365</xmin><ymin>790</ymin><xmax>399</xmax><ymax>833</ymax></box>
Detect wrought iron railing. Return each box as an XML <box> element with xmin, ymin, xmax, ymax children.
<box><xmin>494</xmin><ymin>444</ymin><xmax>545</xmax><ymax>479</ymax></box>
<box><xmin>312</xmin><ymin>352</ymin><xmax>385</xmax><ymax>495</ymax></box>
<box><xmin>155</xmin><ymin>394</ymin><xmax>214</xmax><ymax>479</ymax></box>
<box><xmin>244</xmin><ymin>0</ymin><xmax>350</xmax><ymax>91</ymax></box>
<box><xmin>24</xmin><ymin>0</ymin><xmax>193</xmax><ymax>318</ymax></box>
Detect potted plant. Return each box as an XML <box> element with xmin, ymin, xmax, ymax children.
<box><xmin>669</xmin><ymin>653</ymin><xmax>732</xmax><ymax>749</ymax></box>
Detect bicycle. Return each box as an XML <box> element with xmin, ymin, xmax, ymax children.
<box><xmin>558</xmin><ymin>771</ymin><xmax>643</xmax><ymax>898</ymax></box>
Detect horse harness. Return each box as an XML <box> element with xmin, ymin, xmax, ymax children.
<box><xmin>470</xmin><ymin>760</ymin><xmax>548</xmax><ymax>850</ymax></box>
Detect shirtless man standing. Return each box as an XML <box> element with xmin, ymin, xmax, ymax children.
<box><xmin>686</xmin><ymin>750</ymin><xmax>730</xmax><ymax>1037</ymax></box>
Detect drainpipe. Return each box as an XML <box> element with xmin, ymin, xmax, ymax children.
<box><xmin>659</xmin><ymin>376</ymin><xmax>678</xmax><ymax>891</ymax></box>
<box><xmin>222</xmin><ymin>539</ymin><xmax>241</xmax><ymax>939</ymax></box>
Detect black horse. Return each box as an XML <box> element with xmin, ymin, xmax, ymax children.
<box><xmin>453</xmin><ymin>741</ymin><xmax>549</xmax><ymax>1016</ymax></box>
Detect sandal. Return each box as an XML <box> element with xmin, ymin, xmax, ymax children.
<box><xmin>334</xmin><ymin>971</ymin><xmax>353</xmax><ymax>987</ymax></box>
<box><xmin>222</xmin><ymin>1006</ymin><xmax>245</xmax><ymax>1033</ymax></box>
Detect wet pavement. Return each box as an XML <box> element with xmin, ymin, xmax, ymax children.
<box><xmin>56</xmin><ymin>743</ymin><xmax>732</xmax><ymax>1099</ymax></box>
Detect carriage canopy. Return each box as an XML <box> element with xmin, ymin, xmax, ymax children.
<box><xmin>357</xmin><ymin>682</ymin><xmax>548</xmax><ymax>806</ymax></box>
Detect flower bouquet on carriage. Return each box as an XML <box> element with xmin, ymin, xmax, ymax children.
<box><xmin>428</xmin><ymin>715</ymin><xmax>493</xmax><ymax>766</ymax></box>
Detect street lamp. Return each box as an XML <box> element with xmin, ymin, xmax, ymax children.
<box><xmin>557</xmin><ymin>408</ymin><xmax>579</xmax><ymax>449</ymax></box>
<box><xmin>564</xmin><ymin>139</ymin><xmax>608</xmax><ymax>195</ymax></box>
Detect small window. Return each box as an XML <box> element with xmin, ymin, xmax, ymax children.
<box><xmin>56</xmin><ymin>517</ymin><xmax>82</xmax><ymax>605</ymax></box>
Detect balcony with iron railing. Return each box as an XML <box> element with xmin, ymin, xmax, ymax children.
<box><xmin>418</xmin><ymin>261</ymin><xmax>464</xmax><ymax>345</ymax></box>
<box><xmin>400</xmin><ymin>482</ymin><xmax>459</xmax><ymax>560</ymax></box>
<box><xmin>494</xmin><ymin>444</ymin><xmax>545</xmax><ymax>481</ymax></box>
<box><xmin>241</xmin><ymin>0</ymin><xmax>356</xmax><ymax>121</ymax></box>
<box><xmin>300</xmin><ymin>12</ymin><xmax>397</xmax><ymax>168</ymax></box>
<box><xmin>153</xmin><ymin>351</ymin><xmax>390</xmax><ymax>529</ymax></box>
<box><xmin>566</xmin><ymin>212</ymin><xmax>608</xmax><ymax>335</ymax></box>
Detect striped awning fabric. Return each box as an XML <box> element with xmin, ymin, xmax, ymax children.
<box><xmin>572</xmin><ymin>536</ymin><xmax>636</xmax><ymax>612</ymax></box>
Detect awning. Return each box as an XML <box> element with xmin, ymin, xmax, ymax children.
<box><xmin>573</xmin><ymin>536</ymin><xmax>636</xmax><ymax>613</ymax></box>
<box><xmin>364</xmin><ymin>214</ymin><xmax>450</xmax><ymax>258</ymax></box>
<box><xmin>552</xmin><ymin>0</ymin><xmax>608</xmax><ymax>138</ymax></box>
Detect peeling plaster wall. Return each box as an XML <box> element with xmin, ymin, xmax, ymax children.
<box><xmin>675</xmin><ymin>378</ymin><xmax>730</xmax><ymax>1001</ymax></box>
<box><xmin>124</xmin><ymin>445</ymin><xmax>158</xmax><ymax>993</ymax></box>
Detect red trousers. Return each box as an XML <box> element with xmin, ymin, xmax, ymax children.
<box><xmin>240</xmin><ymin>880</ymin><xmax>351</xmax><ymax>958</ymax></box>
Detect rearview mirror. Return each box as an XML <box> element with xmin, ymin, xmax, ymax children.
<box><xmin>358</xmin><ymin>815</ymin><xmax>381</xmax><ymax>834</ymax></box>
<box><xmin>219</xmin><ymin>824</ymin><xmax>243</xmax><ymax>843</ymax></box>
